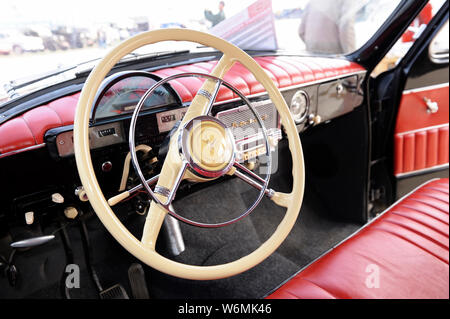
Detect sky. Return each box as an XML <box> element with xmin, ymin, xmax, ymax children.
<box><xmin>1</xmin><ymin>0</ymin><xmax>446</xmax><ymax>28</ymax></box>
<box><xmin>0</xmin><ymin>0</ymin><xmax>305</xmax><ymax>28</ymax></box>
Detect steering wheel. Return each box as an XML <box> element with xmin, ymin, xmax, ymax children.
<box><xmin>73</xmin><ymin>29</ymin><xmax>305</xmax><ymax>280</ymax></box>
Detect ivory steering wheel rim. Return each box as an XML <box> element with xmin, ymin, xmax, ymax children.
<box><xmin>73</xmin><ymin>29</ymin><xmax>305</xmax><ymax>280</ymax></box>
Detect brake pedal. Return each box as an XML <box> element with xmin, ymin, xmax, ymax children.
<box><xmin>128</xmin><ymin>263</ymin><xmax>150</xmax><ymax>299</ymax></box>
<box><xmin>99</xmin><ymin>284</ymin><xmax>129</xmax><ymax>299</ymax></box>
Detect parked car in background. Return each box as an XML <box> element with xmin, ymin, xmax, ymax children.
<box><xmin>0</xmin><ymin>31</ymin><xmax>44</xmax><ymax>54</ymax></box>
<box><xmin>0</xmin><ymin>33</ymin><xmax>13</xmax><ymax>55</ymax></box>
<box><xmin>23</xmin><ymin>26</ymin><xmax>69</xmax><ymax>52</ymax></box>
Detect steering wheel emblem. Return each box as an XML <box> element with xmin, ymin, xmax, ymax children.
<box><xmin>181</xmin><ymin>115</ymin><xmax>235</xmax><ymax>178</ymax></box>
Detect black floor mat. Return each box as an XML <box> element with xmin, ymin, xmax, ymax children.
<box><xmin>146</xmin><ymin>173</ymin><xmax>361</xmax><ymax>299</ymax></box>
<box><xmin>1</xmin><ymin>166</ymin><xmax>361</xmax><ymax>299</ymax></box>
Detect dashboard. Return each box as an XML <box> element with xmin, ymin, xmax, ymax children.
<box><xmin>44</xmin><ymin>70</ymin><xmax>365</xmax><ymax>163</ymax></box>
<box><xmin>0</xmin><ymin>58</ymin><xmax>366</xmax><ymax>240</ymax></box>
<box><xmin>45</xmin><ymin>71</ymin><xmax>284</xmax><ymax>161</ymax></box>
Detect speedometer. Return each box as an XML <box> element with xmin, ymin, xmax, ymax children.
<box><xmin>91</xmin><ymin>71</ymin><xmax>180</xmax><ymax>122</ymax></box>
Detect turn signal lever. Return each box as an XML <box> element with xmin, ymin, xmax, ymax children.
<box><xmin>10</xmin><ymin>235</ymin><xmax>55</xmax><ymax>249</ymax></box>
<box><xmin>108</xmin><ymin>174</ymin><xmax>159</xmax><ymax>206</ymax></box>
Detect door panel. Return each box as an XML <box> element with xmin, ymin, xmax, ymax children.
<box><xmin>394</xmin><ymin>83</ymin><xmax>449</xmax><ymax>176</ymax></box>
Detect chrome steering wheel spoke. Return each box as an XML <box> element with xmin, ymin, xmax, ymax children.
<box><xmin>233</xmin><ymin>162</ymin><xmax>275</xmax><ymax>199</ymax></box>
<box><xmin>128</xmin><ymin>71</ymin><xmax>272</xmax><ymax>228</ymax></box>
<box><xmin>153</xmin><ymin>161</ymin><xmax>188</xmax><ymax>207</ymax></box>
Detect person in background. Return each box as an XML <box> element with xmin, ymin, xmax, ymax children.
<box><xmin>298</xmin><ymin>0</ymin><xmax>356</xmax><ymax>54</ymax></box>
<box><xmin>97</xmin><ymin>28</ymin><xmax>107</xmax><ymax>48</ymax></box>
<box><xmin>204</xmin><ymin>1</ymin><xmax>226</xmax><ymax>27</ymax></box>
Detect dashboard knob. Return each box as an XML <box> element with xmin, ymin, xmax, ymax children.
<box><xmin>313</xmin><ymin>115</ymin><xmax>322</xmax><ymax>125</ymax></box>
<box><xmin>244</xmin><ymin>162</ymin><xmax>256</xmax><ymax>171</ymax></box>
<box><xmin>102</xmin><ymin>161</ymin><xmax>113</xmax><ymax>172</ymax></box>
<box><xmin>75</xmin><ymin>186</ymin><xmax>89</xmax><ymax>202</ymax></box>
<box><xmin>51</xmin><ymin>193</ymin><xmax>64</xmax><ymax>204</ymax></box>
<box><xmin>64</xmin><ymin>207</ymin><xmax>79</xmax><ymax>219</ymax></box>
<box><xmin>336</xmin><ymin>83</ymin><xmax>344</xmax><ymax>95</ymax></box>
<box><xmin>25</xmin><ymin>211</ymin><xmax>34</xmax><ymax>225</ymax></box>
<box><xmin>268</xmin><ymin>135</ymin><xmax>279</xmax><ymax>150</ymax></box>
<box><xmin>308</xmin><ymin>114</ymin><xmax>322</xmax><ymax>126</ymax></box>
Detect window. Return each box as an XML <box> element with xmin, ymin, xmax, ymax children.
<box><xmin>371</xmin><ymin>0</ymin><xmax>446</xmax><ymax>77</ymax></box>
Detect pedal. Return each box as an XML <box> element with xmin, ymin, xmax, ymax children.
<box><xmin>128</xmin><ymin>263</ymin><xmax>150</xmax><ymax>299</ymax></box>
<box><xmin>99</xmin><ymin>284</ymin><xmax>129</xmax><ymax>299</ymax></box>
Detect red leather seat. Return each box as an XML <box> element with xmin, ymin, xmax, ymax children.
<box><xmin>267</xmin><ymin>178</ymin><xmax>449</xmax><ymax>299</ymax></box>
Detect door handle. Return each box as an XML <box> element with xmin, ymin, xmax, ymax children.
<box><xmin>423</xmin><ymin>97</ymin><xmax>439</xmax><ymax>113</ymax></box>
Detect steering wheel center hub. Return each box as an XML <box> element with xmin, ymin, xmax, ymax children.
<box><xmin>181</xmin><ymin>116</ymin><xmax>235</xmax><ymax>178</ymax></box>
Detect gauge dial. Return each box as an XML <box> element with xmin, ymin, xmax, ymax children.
<box><xmin>290</xmin><ymin>90</ymin><xmax>310</xmax><ymax>124</ymax></box>
<box><xmin>92</xmin><ymin>71</ymin><xmax>179</xmax><ymax>121</ymax></box>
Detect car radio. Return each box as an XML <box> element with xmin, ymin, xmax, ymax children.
<box><xmin>216</xmin><ymin>99</ymin><xmax>281</xmax><ymax>162</ymax></box>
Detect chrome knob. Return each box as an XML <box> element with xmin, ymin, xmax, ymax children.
<box><xmin>102</xmin><ymin>161</ymin><xmax>113</xmax><ymax>172</ymax></box>
<box><xmin>336</xmin><ymin>83</ymin><xmax>344</xmax><ymax>95</ymax></box>
<box><xmin>308</xmin><ymin>114</ymin><xmax>322</xmax><ymax>126</ymax></box>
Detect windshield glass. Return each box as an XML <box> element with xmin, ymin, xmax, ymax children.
<box><xmin>0</xmin><ymin>0</ymin><xmax>403</xmax><ymax>105</ymax></box>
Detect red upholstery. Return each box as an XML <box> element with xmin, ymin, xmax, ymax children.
<box><xmin>394</xmin><ymin>125</ymin><xmax>449</xmax><ymax>174</ymax></box>
<box><xmin>394</xmin><ymin>84</ymin><xmax>449</xmax><ymax>176</ymax></box>
<box><xmin>267</xmin><ymin>179</ymin><xmax>449</xmax><ymax>299</ymax></box>
<box><xmin>0</xmin><ymin>56</ymin><xmax>364</xmax><ymax>155</ymax></box>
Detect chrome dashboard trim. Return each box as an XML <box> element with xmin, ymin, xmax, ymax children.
<box><xmin>55</xmin><ymin>121</ymin><xmax>125</xmax><ymax>157</ymax></box>
<box><xmin>213</xmin><ymin>70</ymin><xmax>367</xmax><ymax>106</ymax></box>
<box><xmin>197</xmin><ymin>89</ymin><xmax>213</xmax><ymax>100</ymax></box>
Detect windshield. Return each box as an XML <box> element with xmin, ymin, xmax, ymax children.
<box><xmin>0</xmin><ymin>0</ymin><xmax>403</xmax><ymax>105</ymax></box>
